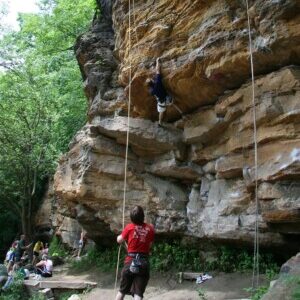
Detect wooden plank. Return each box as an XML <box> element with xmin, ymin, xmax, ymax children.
<box><xmin>39</xmin><ymin>281</ymin><xmax>97</xmax><ymax>289</ymax></box>
<box><xmin>24</xmin><ymin>279</ymin><xmax>97</xmax><ymax>290</ymax></box>
<box><xmin>24</xmin><ymin>280</ymin><xmax>40</xmax><ymax>288</ymax></box>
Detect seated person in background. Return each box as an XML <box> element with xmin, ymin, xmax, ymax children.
<box><xmin>32</xmin><ymin>241</ymin><xmax>44</xmax><ymax>265</ymax></box>
<box><xmin>36</xmin><ymin>255</ymin><xmax>53</xmax><ymax>278</ymax></box>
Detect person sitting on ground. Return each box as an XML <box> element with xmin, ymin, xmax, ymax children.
<box><xmin>146</xmin><ymin>57</ymin><xmax>183</xmax><ymax>126</ymax></box>
<box><xmin>115</xmin><ymin>205</ymin><xmax>155</xmax><ymax>300</ymax></box>
<box><xmin>36</xmin><ymin>254</ymin><xmax>53</xmax><ymax>278</ymax></box>
<box><xmin>32</xmin><ymin>240</ymin><xmax>44</xmax><ymax>265</ymax></box>
<box><xmin>15</xmin><ymin>235</ymin><xmax>32</xmax><ymax>263</ymax></box>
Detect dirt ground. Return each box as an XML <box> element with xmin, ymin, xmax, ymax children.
<box><xmin>53</xmin><ymin>265</ymin><xmax>263</xmax><ymax>300</ymax></box>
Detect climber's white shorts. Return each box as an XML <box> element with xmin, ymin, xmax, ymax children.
<box><xmin>156</xmin><ymin>96</ymin><xmax>173</xmax><ymax>113</ymax></box>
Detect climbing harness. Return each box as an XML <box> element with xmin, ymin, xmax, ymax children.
<box><xmin>245</xmin><ymin>0</ymin><xmax>260</xmax><ymax>289</ymax></box>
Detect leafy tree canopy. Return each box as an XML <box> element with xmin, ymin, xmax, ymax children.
<box><xmin>0</xmin><ymin>0</ymin><xmax>95</xmax><ymax>253</ymax></box>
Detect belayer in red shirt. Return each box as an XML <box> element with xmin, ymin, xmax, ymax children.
<box><xmin>115</xmin><ymin>205</ymin><xmax>155</xmax><ymax>300</ymax></box>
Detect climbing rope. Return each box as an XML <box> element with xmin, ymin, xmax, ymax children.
<box><xmin>133</xmin><ymin>0</ymin><xmax>151</xmax><ymax>221</ymax></box>
<box><xmin>245</xmin><ymin>0</ymin><xmax>260</xmax><ymax>289</ymax></box>
<box><xmin>114</xmin><ymin>0</ymin><xmax>133</xmax><ymax>296</ymax></box>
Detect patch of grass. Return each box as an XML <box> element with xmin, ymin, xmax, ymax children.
<box><xmin>58</xmin><ymin>291</ymin><xmax>79</xmax><ymax>300</ymax></box>
<box><xmin>245</xmin><ymin>286</ymin><xmax>269</xmax><ymax>300</ymax></box>
<box><xmin>197</xmin><ymin>287</ymin><xmax>208</xmax><ymax>300</ymax></box>
<box><xmin>49</xmin><ymin>236</ymin><xmax>68</xmax><ymax>257</ymax></box>
<box><xmin>71</xmin><ymin>246</ymin><xmax>125</xmax><ymax>273</ymax></box>
<box><xmin>284</xmin><ymin>275</ymin><xmax>300</xmax><ymax>300</ymax></box>
<box><xmin>292</xmin><ymin>284</ymin><xmax>300</xmax><ymax>300</ymax></box>
<box><xmin>28</xmin><ymin>294</ymin><xmax>45</xmax><ymax>300</ymax></box>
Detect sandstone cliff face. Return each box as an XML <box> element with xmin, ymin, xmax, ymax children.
<box><xmin>54</xmin><ymin>0</ymin><xmax>300</xmax><ymax>250</ymax></box>
<box><xmin>35</xmin><ymin>182</ymin><xmax>84</xmax><ymax>248</ymax></box>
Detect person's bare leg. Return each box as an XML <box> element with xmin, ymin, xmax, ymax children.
<box><xmin>115</xmin><ymin>292</ymin><xmax>125</xmax><ymax>300</ymax></box>
<box><xmin>77</xmin><ymin>247</ymin><xmax>82</xmax><ymax>258</ymax></box>
<box><xmin>7</xmin><ymin>261</ymin><xmax>13</xmax><ymax>273</ymax></box>
<box><xmin>134</xmin><ymin>295</ymin><xmax>142</xmax><ymax>300</ymax></box>
<box><xmin>159</xmin><ymin>111</ymin><xmax>164</xmax><ymax>125</ymax></box>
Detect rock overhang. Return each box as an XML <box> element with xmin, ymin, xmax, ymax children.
<box><xmin>53</xmin><ymin>0</ymin><xmax>300</xmax><ymax>251</ymax></box>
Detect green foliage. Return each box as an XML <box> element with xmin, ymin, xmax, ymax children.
<box><xmin>211</xmin><ymin>246</ymin><xmax>253</xmax><ymax>272</ymax></box>
<box><xmin>149</xmin><ymin>243</ymin><xmax>280</xmax><ymax>274</ymax></box>
<box><xmin>21</xmin><ymin>0</ymin><xmax>95</xmax><ymax>54</ymax></box>
<box><xmin>0</xmin><ymin>273</ymin><xmax>27</xmax><ymax>300</ymax></box>
<box><xmin>150</xmin><ymin>241</ymin><xmax>202</xmax><ymax>272</ymax></box>
<box><xmin>71</xmin><ymin>246</ymin><xmax>124</xmax><ymax>273</ymax></box>
<box><xmin>28</xmin><ymin>294</ymin><xmax>46</xmax><ymax>300</ymax></box>
<box><xmin>58</xmin><ymin>291</ymin><xmax>79</xmax><ymax>300</ymax></box>
<box><xmin>0</xmin><ymin>203</ymin><xmax>19</xmax><ymax>260</ymax></box>
<box><xmin>292</xmin><ymin>284</ymin><xmax>300</xmax><ymax>300</ymax></box>
<box><xmin>71</xmin><ymin>242</ymin><xmax>280</xmax><ymax>276</ymax></box>
<box><xmin>265</xmin><ymin>268</ymin><xmax>278</xmax><ymax>281</ymax></box>
<box><xmin>0</xmin><ymin>0</ymin><xmax>94</xmax><ymax>243</ymax></box>
<box><xmin>49</xmin><ymin>236</ymin><xmax>68</xmax><ymax>257</ymax></box>
<box><xmin>283</xmin><ymin>275</ymin><xmax>300</xmax><ymax>300</ymax></box>
<box><xmin>245</xmin><ymin>286</ymin><xmax>269</xmax><ymax>300</ymax></box>
<box><xmin>206</xmin><ymin>246</ymin><xmax>280</xmax><ymax>273</ymax></box>
<box><xmin>197</xmin><ymin>288</ymin><xmax>208</xmax><ymax>300</ymax></box>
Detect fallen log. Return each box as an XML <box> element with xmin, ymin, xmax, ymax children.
<box><xmin>178</xmin><ymin>272</ymin><xmax>204</xmax><ymax>283</ymax></box>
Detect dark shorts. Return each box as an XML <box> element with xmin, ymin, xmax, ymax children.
<box><xmin>119</xmin><ymin>262</ymin><xmax>150</xmax><ymax>297</ymax></box>
<box><xmin>36</xmin><ymin>268</ymin><xmax>52</xmax><ymax>278</ymax></box>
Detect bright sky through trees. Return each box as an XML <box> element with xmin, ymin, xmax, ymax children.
<box><xmin>0</xmin><ymin>0</ymin><xmax>39</xmax><ymax>30</ymax></box>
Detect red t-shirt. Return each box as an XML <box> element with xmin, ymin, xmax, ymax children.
<box><xmin>121</xmin><ymin>223</ymin><xmax>155</xmax><ymax>263</ymax></box>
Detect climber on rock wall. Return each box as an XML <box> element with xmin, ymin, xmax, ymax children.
<box><xmin>146</xmin><ymin>57</ymin><xmax>183</xmax><ymax>126</ymax></box>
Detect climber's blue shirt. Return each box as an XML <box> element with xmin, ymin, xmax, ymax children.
<box><xmin>150</xmin><ymin>74</ymin><xmax>168</xmax><ymax>102</ymax></box>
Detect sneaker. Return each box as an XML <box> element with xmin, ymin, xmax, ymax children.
<box><xmin>196</xmin><ymin>276</ymin><xmax>204</xmax><ymax>284</ymax></box>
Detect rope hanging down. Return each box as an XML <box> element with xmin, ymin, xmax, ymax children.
<box><xmin>114</xmin><ymin>0</ymin><xmax>133</xmax><ymax>295</ymax></box>
<box><xmin>245</xmin><ymin>0</ymin><xmax>260</xmax><ymax>289</ymax></box>
<box><xmin>112</xmin><ymin>0</ymin><xmax>260</xmax><ymax>296</ymax></box>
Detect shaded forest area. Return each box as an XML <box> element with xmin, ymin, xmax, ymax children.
<box><xmin>0</xmin><ymin>0</ymin><xmax>96</xmax><ymax>258</ymax></box>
